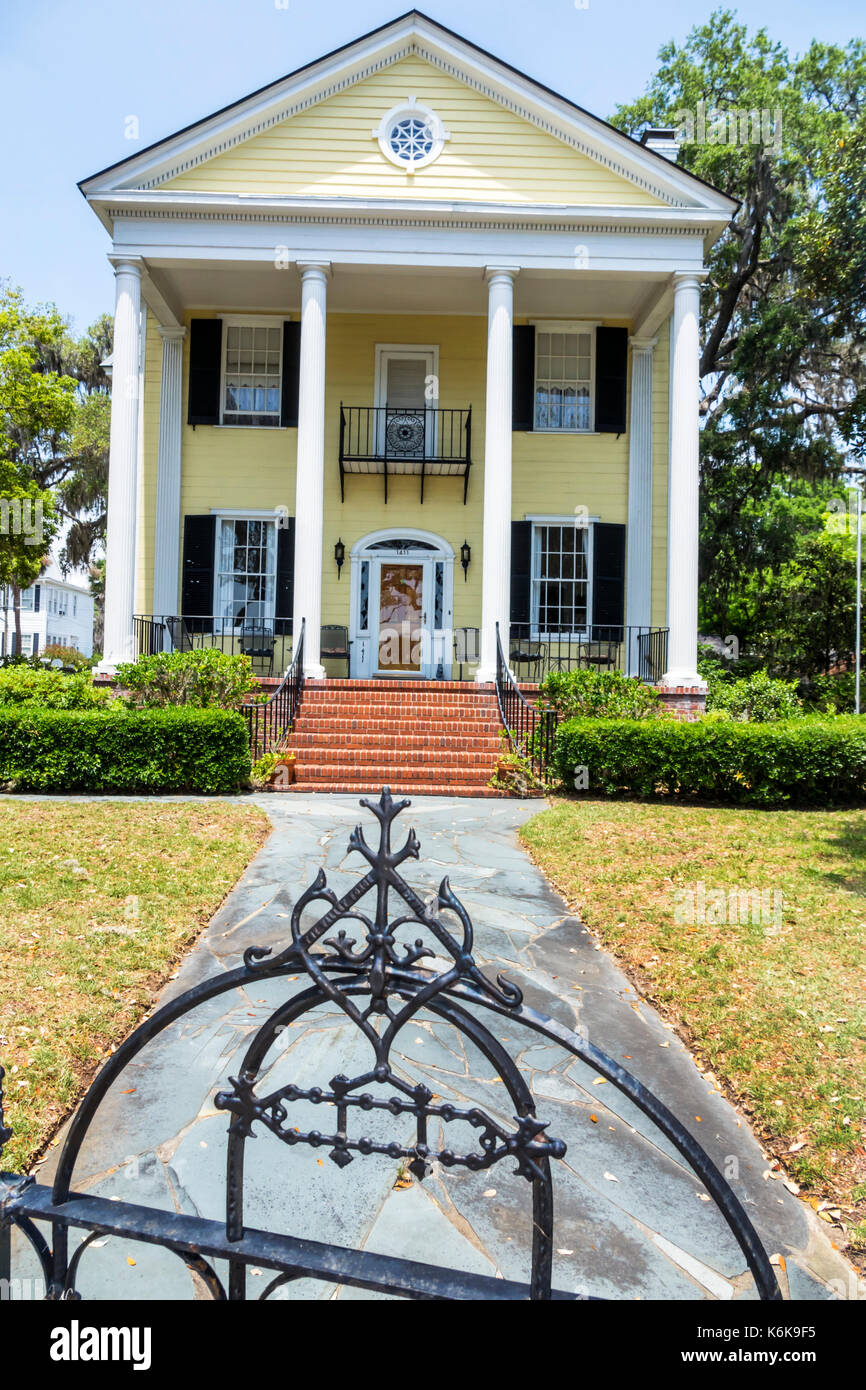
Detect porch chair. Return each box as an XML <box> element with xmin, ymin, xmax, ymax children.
<box><xmin>509</xmin><ymin>636</ymin><xmax>544</xmax><ymax>681</ymax></box>
<box><xmin>453</xmin><ymin>626</ymin><xmax>480</xmax><ymax>681</ymax></box>
<box><xmin>320</xmin><ymin>624</ymin><xmax>350</xmax><ymax>672</ymax></box>
<box><xmin>240</xmin><ymin>623</ymin><xmax>275</xmax><ymax>677</ymax></box>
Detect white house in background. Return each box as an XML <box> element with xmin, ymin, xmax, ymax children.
<box><xmin>0</xmin><ymin>563</ymin><xmax>95</xmax><ymax>658</ymax></box>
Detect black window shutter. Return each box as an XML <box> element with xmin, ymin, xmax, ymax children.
<box><xmin>275</xmin><ymin>518</ymin><xmax>295</xmax><ymax>636</ymax></box>
<box><xmin>510</xmin><ymin>520</ymin><xmax>532</xmax><ymax>627</ymax></box>
<box><xmin>33</xmin><ymin>585</ymin><xmax>40</xmax><ymax>612</ymax></box>
<box><xmin>32</xmin><ymin>633</ymin><xmax>39</xmax><ymax>656</ymax></box>
<box><xmin>592</xmin><ymin>522</ymin><xmax>626</xmax><ymax>638</ymax></box>
<box><xmin>595</xmin><ymin>327</ymin><xmax>628</xmax><ymax>434</ymax></box>
<box><xmin>187</xmin><ymin>320</ymin><xmax>222</xmax><ymax>426</ymax></box>
<box><xmin>512</xmin><ymin>325</ymin><xmax>536</xmax><ymax>431</ymax></box>
<box><xmin>181</xmin><ymin>515</ymin><xmax>216</xmax><ymax>633</ymax></box>
<box><xmin>280</xmin><ymin>321</ymin><xmax>301</xmax><ymax>428</ymax></box>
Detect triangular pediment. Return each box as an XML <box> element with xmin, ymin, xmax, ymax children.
<box><xmin>80</xmin><ymin>11</ymin><xmax>736</xmax><ymax>217</ymax></box>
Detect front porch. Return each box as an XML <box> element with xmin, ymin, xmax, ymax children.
<box><xmin>132</xmin><ymin>612</ymin><xmax>669</xmax><ymax>684</ymax></box>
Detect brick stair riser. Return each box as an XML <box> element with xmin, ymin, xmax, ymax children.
<box><xmin>289</xmin><ymin>728</ymin><xmax>497</xmax><ymax>750</ymax></box>
<box><xmin>292</xmin><ymin>764</ymin><xmax>495</xmax><ymax>784</ymax></box>
<box><xmin>292</xmin><ymin>722</ymin><xmax>501</xmax><ymax>739</ymax></box>
<box><xmin>272</xmin><ymin>784</ymin><xmax>509</xmax><ymax>798</ymax></box>
<box><xmin>293</xmin><ymin>749</ymin><xmax>497</xmax><ymax>768</ymax></box>
<box><xmin>296</xmin><ymin>705</ymin><xmax>500</xmax><ymax>721</ymax></box>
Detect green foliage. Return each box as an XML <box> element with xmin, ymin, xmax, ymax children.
<box><xmin>0</xmin><ymin>707</ymin><xmax>251</xmax><ymax>794</ymax></box>
<box><xmin>801</xmin><ymin>671</ymin><xmax>860</xmax><ymax>715</ymax></box>
<box><xmin>41</xmin><ymin>643</ymin><xmax>92</xmax><ymax>670</ymax></box>
<box><xmin>0</xmin><ymin>664</ymin><xmax>111</xmax><ymax>709</ymax></box>
<box><xmin>116</xmin><ymin>649</ymin><xmax>260</xmax><ymax>711</ymax></box>
<box><xmin>538</xmin><ymin>668</ymin><xmax>665</xmax><ymax>720</ymax></box>
<box><xmin>553</xmin><ymin>716</ymin><xmax>866</xmax><ymax>806</ymax></box>
<box><xmin>705</xmin><ymin>669</ymin><xmax>803</xmax><ymax>721</ymax></box>
<box><xmin>612</xmin><ymin>16</ymin><xmax>866</xmax><ymax>676</ymax></box>
<box><xmin>251</xmin><ymin>751</ymin><xmax>278</xmax><ymax>786</ymax></box>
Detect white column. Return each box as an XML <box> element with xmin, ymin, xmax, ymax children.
<box><xmin>99</xmin><ymin>258</ymin><xmax>142</xmax><ymax>671</ymax></box>
<box><xmin>662</xmin><ymin>273</ymin><xmax>704</xmax><ymax>687</ymax></box>
<box><xmin>476</xmin><ymin>266</ymin><xmax>519</xmax><ymax>684</ymax></box>
<box><xmin>625</xmin><ymin>336</ymin><xmax>656</xmax><ymax>673</ymax></box>
<box><xmin>292</xmin><ymin>262</ymin><xmax>330</xmax><ymax>678</ymax></box>
<box><xmin>152</xmin><ymin>326</ymin><xmax>186</xmax><ymax>625</ymax></box>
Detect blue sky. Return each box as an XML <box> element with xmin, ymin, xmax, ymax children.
<box><xmin>1</xmin><ymin>0</ymin><xmax>861</xmax><ymax>335</ymax></box>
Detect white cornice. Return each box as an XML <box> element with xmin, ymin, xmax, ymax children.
<box><xmin>96</xmin><ymin>190</ymin><xmax>724</xmax><ymax>241</ymax></box>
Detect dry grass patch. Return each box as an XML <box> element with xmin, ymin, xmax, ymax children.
<box><xmin>521</xmin><ymin>799</ymin><xmax>866</xmax><ymax>1261</ymax></box>
<box><xmin>0</xmin><ymin>799</ymin><xmax>269</xmax><ymax>1171</ymax></box>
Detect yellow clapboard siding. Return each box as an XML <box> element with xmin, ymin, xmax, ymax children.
<box><xmin>137</xmin><ymin>310</ymin><xmax>670</xmax><ymax>638</ymax></box>
<box><xmin>162</xmin><ymin>56</ymin><xmax>666</xmax><ymax>207</ymax></box>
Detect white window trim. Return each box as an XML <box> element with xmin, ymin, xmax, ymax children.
<box><xmin>530</xmin><ymin>321</ymin><xmax>600</xmax><ymax>435</ymax></box>
<box><xmin>373</xmin><ymin>98</ymin><xmax>450</xmax><ymax>172</ymax></box>
<box><xmin>213</xmin><ymin>512</ymin><xmax>279</xmax><ymax>627</ymax></box>
<box><xmin>530</xmin><ymin>517</ymin><xmax>595</xmax><ymax>641</ymax></box>
<box><xmin>218</xmin><ymin>314</ymin><xmax>285</xmax><ymax>428</ymax></box>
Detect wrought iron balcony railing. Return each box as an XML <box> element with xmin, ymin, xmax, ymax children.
<box><xmin>339</xmin><ymin>405</ymin><xmax>472</xmax><ymax>503</ymax></box>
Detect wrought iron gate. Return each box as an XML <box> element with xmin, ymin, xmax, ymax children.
<box><xmin>0</xmin><ymin>789</ymin><xmax>781</xmax><ymax>1301</ymax></box>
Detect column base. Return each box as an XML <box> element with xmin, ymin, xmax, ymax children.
<box><xmin>303</xmin><ymin>663</ymin><xmax>327</xmax><ymax>680</ymax></box>
<box><xmin>658</xmin><ymin>672</ymin><xmax>708</xmax><ymax>691</ymax></box>
<box><xmin>474</xmin><ymin>666</ymin><xmax>497</xmax><ymax>685</ymax></box>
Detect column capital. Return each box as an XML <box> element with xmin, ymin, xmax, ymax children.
<box><xmin>157</xmin><ymin>324</ymin><xmax>187</xmax><ymax>343</ymax></box>
<box><xmin>629</xmin><ymin>335</ymin><xmax>658</xmax><ymax>353</ymax></box>
<box><xmin>297</xmin><ymin>260</ymin><xmax>332</xmax><ymax>281</ymax></box>
<box><xmin>108</xmin><ymin>255</ymin><xmax>144</xmax><ymax>278</ymax></box>
<box><xmin>672</xmin><ymin>271</ymin><xmax>707</xmax><ymax>294</ymax></box>
<box><xmin>484</xmin><ymin>265</ymin><xmax>520</xmax><ymax>284</ymax></box>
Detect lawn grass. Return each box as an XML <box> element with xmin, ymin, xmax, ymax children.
<box><xmin>521</xmin><ymin>799</ymin><xmax>866</xmax><ymax>1261</ymax></box>
<box><xmin>0</xmin><ymin>799</ymin><xmax>270</xmax><ymax>1172</ymax></box>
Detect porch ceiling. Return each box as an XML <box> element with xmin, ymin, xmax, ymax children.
<box><xmin>142</xmin><ymin>260</ymin><xmax>669</xmax><ymax>321</ymax></box>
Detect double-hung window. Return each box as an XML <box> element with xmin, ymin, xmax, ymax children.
<box><xmin>533</xmin><ymin>325</ymin><xmax>595</xmax><ymax>432</ymax></box>
<box><xmin>531</xmin><ymin>522</ymin><xmax>591</xmax><ymax>638</ymax></box>
<box><xmin>221</xmin><ymin>319</ymin><xmax>283</xmax><ymax>427</ymax></box>
<box><xmin>215</xmin><ymin>518</ymin><xmax>277</xmax><ymax>626</ymax></box>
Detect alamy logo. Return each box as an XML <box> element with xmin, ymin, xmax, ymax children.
<box><xmin>0</xmin><ymin>497</ymin><xmax>44</xmax><ymax>545</ymax></box>
<box><xmin>673</xmin><ymin>881</ymin><xmax>783</xmax><ymax>929</ymax></box>
<box><xmin>49</xmin><ymin>1320</ymin><xmax>152</xmax><ymax>1371</ymax></box>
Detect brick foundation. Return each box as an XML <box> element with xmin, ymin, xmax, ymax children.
<box><xmin>654</xmin><ymin>684</ymin><xmax>708</xmax><ymax>720</ymax></box>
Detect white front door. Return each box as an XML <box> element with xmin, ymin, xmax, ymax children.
<box><xmin>349</xmin><ymin>534</ymin><xmax>453</xmax><ymax>679</ymax></box>
<box><xmin>374</xmin><ymin>346</ymin><xmax>438</xmax><ymax>461</ymax></box>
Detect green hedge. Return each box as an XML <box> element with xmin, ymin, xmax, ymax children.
<box><xmin>554</xmin><ymin>715</ymin><xmax>866</xmax><ymax>806</ymax></box>
<box><xmin>0</xmin><ymin>707</ymin><xmax>251</xmax><ymax>794</ymax></box>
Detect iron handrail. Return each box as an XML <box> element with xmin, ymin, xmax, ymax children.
<box><xmin>243</xmin><ymin>619</ymin><xmax>305</xmax><ymax>758</ymax></box>
<box><xmin>494</xmin><ymin>622</ymin><xmax>556</xmax><ymax>779</ymax></box>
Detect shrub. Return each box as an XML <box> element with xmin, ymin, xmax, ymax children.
<box><xmin>553</xmin><ymin>716</ymin><xmax>866</xmax><ymax>806</ymax></box>
<box><xmin>801</xmin><ymin>671</ymin><xmax>858</xmax><ymax>715</ymax></box>
<box><xmin>116</xmin><ymin>649</ymin><xmax>260</xmax><ymax>711</ymax></box>
<box><xmin>41</xmin><ymin>643</ymin><xmax>91</xmax><ymax>670</ymax></box>
<box><xmin>0</xmin><ymin>707</ymin><xmax>251</xmax><ymax>793</ymax></box>
<box><xmin>705</xmin><ymin>670</ymin><xmax>803</xmax><ymax>721</ymax></box>
<box><xmin>538</xmin><ymin>668</ymin><xmax>664</xmax><ymax>720</ymax></box>
<box><xmin>0</xmin><ymin>665</ymin><xmax>111</xmax><ymax>710</ymax></box>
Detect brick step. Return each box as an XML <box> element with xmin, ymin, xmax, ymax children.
<box><xmin>293</xmin><ymin>718</ymin><xmax>503</xmax><ymax>736</ymax></box>
<box><xmin>290</xmin><ymin>747</ymin><xmax>498</xmax><ymax>769</ymax></box>
<box><xmin>305</xmin><ymin>679</ymin><xmax>493</xmax><ymax>692</ymax></box>
<box><xmin>272</xmin><ymin>782</ymin><xmax>511</xmax><ymax>798</ymax></box>
<box><xmin>289</xmin><ymin>732</ymin><xmax>501</xmax><ymax>752</ymax></box>
<box><xmin>296</xmin><ymin>702</ymin><xmax>501</xmax><ymax>719</ymax></box>
<box><xmin>291</xmin><ymin>763</ymin><xmax>496</xmax><ymax>784</ymax></box>
<box><xmin>300</xmin><ymin>700</ymin><xmax>497</xmax><ymax>711</ymax></box>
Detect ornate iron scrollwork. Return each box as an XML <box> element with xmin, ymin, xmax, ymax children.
<box><xmin>217</xmin><ymin>789</ymin><xmax>565</xmax><ymax>1184</ymax></box>
<box><xmin>385</xmin><ymin>411</ymin><xmax>425</xmax><ymax>455</ymax></box>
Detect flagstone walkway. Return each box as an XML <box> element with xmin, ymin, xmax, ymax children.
<box><xmin>16</xmin><ymin>793</ymin><xmax>863</xmax><ymax>1300</ymax></box>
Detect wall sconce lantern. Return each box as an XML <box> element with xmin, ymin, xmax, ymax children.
<box><xmin>460</xmin><ymin>540</ymin><xmax>471</xmax><ymax>581</ymax></box>
<box><xmin>334</xmin><ymin>539</ymin><xmax>345</xmax><ymax>579</ymax></box>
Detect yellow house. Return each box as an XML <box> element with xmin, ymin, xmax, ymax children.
<box><xmin>81</xmin><ymin>11</ymin><xmax>736</xmax><ymax>790</ymax></box>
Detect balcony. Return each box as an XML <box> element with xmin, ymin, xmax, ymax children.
<box><xmin>338</xmin><ymin>406</ymin><xmax>472</xmax><ymax>503</ymax></box>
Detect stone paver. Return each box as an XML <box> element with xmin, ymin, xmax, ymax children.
<box><xmin>13</xmin><ymin>793</ymin><xmax>865</xmax><ymax>1301</ymax></box>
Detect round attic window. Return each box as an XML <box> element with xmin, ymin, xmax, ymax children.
<box><xmin>374</xmin><ymin>99</ymin><xmax>449</xmax><ymax>171</ymax></box>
